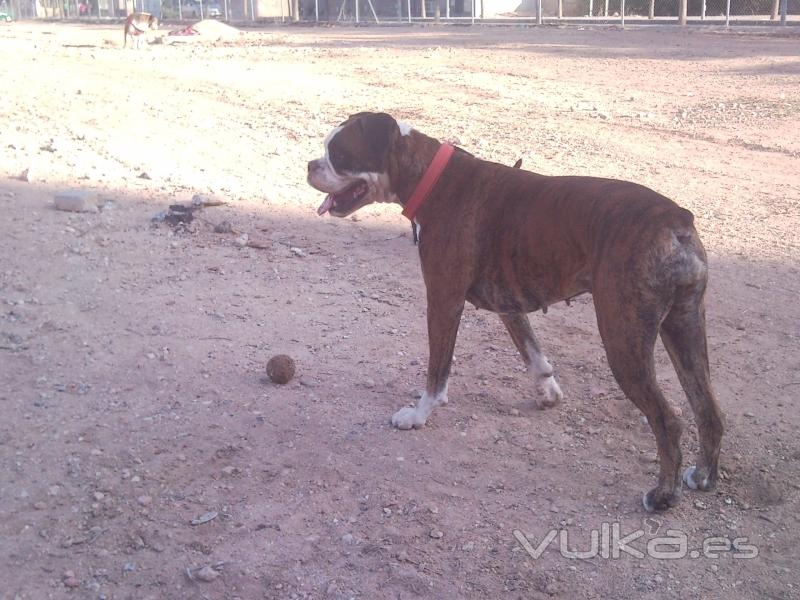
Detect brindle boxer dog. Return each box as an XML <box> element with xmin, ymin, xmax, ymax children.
<box><xmin>123</xmin><ymin>12</ymin><xmax>158</xmax><ymax>49</ymax></box>
<box><xmin>307</xmin><ymin>112</ymin><xmax>724</xmax><ymax>512</ymax></box>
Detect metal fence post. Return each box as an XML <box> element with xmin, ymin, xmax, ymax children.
<box><xmin>679</xmin><ymin>0</ymin><xmax>686</xmax><ymax>24</ymax></box>
<box><xmin>780</xmin><ymin>0</ymin><xmax>787</xmax><ymax>24</ymax></box>
<box><xmin>725</xmin><ymin>0</ymin><xmax>730</xmax><ymax>26</ymax></box>
<box><xmin>536</xmin><ymin>0</ymin><xmax>542</xmax><ymax>24</ymax></box>
<box><xmin>471</xmin><ymin>0</ymin><xmax>475</xmax><ymax>23</ymax></box>
<box><xmin>406</xmin><ymin>0</ymin><xmax>410</xmax><ymax>22</ymax></box>
<box><xmin>621</xmin><ymin>0</ymin><xmax>624</xmax><ymax>26</ymax></box>
<box><xmin>701</xmin><ymin>0</ymin><xmax>706</xmax><ymax>19</ymax></box>
<box><xmin>589</xmin><ymin>0</ymin><xmax>593</xmax><ymax>17</ymax></box>
<box><xmin>250</xmin><ymin>0</ymin><xmax>255</xmax><ymax>21</ymax></box>
<box><xmin>354</xmin><ymin>0</ymin><xmax>358</xmax><ymax>22</ymax></box>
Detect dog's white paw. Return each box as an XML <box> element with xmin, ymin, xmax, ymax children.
<box><xmin>534</xmin><ymin>376</ymin><xmax>563</xmax><ymax>409</ymax></box>
<box><xmin>683</xmin><ymin>465</ymin><xmax>712</xmax><ymax>491</ymax></box>
<box><xmin>683</xmin><ymin>466</ymin><xmax>699</xmax><ymax>489</ymax></box>
<box><xmin>391</xmin><ymin>406</ymin><xmax>427</xmax><ymax>430</ymax></box>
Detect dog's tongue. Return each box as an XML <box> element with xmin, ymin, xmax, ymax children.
<box><xmin>317</xmin><ymin>194</ymin><xmax>334</xmax><ymax>216</ymax></box>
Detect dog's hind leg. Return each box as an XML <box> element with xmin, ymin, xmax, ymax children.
<box><xmin>499</xmin><ymin>313</ymin><xmax>562</xmax><ymax>409</ymax></box>
<box><xmin>660</xmin><ymin>284</ymin><xmax>724</xmax><ymax>493</ymax></box>
<box><xmin>594</xmin><ymin>284</ymin><xmax>683</xmax><ymax>512</ymax></box>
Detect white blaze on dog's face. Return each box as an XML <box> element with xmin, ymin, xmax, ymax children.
<box><xmin>307</xmin><ymin>112</ymin><xmax>405</xmax><ymax>218</ymax></box>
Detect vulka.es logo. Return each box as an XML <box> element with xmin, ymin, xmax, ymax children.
<box><xmin>513</xmin><ymin>523</ymin><xmax>758</xmax><ymax>561</ymax></box>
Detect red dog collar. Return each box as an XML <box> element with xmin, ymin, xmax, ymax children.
<box><xmin>401</xmin><ymin>143</ymin><xmax>456</xmax><ymax>221</ymax></box>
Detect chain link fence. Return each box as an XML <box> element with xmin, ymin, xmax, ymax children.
<box><xmin>532</xmin><ymin>0</ymin><xmax>798</xmax><ymax>22</ymax></box>
<box><xmin>0</xmin><ymin>0</ymin><xmax>246</xmax><ymax>20</ymax></box>
<box><xmin>1</xmin><ymin>0</ymin><xmax>796</xmax><ymax>24</ymax></box>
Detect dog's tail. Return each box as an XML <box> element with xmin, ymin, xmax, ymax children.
<box><xmin>513</xmin><ymin>158</ymin><xmax>522</xmax><ymax>169</ymax></box>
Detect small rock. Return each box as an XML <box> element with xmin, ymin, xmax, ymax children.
<box><xmin>544</xmin><ymin>582</ymin><xmax>560</xmax><ymax>596</ymax></box>
<box><xmin>48</xmin><ymin>485</ymin><xmax>60</xmax><ymax>496</ymax></box>
<box><xmin>33</xmin><ymin>501</ymin><xmax>47</xmax><ymax>510</ymax></box>
<box><xmin>191</xmin><ymin>510</ymin><xmax>219</xmax><ymax>525</ymax></box>
<box><xmin>123</xmin><ymin>562</ymin><xmax>137</xmax><ymax>573</ymax></box>
<box><xmin>54</xmin><ymin>191</ymin><xmax>98</xmax><ymax>213</ymax></box>
<box><xmin>194</xmin><ymin>565</ymin><xmax>219</xmax><ymax>582</ymax></box>
<box><xmin>221</xmin><ymin>466</ymin><xmax>239</xmax><ymax>476</ymax></box>
<box><xmin>137</xmin><ymin>495</ymin><xmax>152</xmax><ymax>506</ymax></box>
<box><xmin>341</xmin><ymin>533</ymin><xmax>355</xmax><ymax>545</ymax></box>
<box><xmin>138</xmin><ymin>172</ymin><xmax>151</xmax><ymax>180</ymax></box>
<box><xmin>654</xmin><ymin>574</ymin><xmax>664</xmax><ymax>584</ymax></box>
<box><xmin>383</xmin><ymin>507</ymin><xmax>392</xmax><ymax>517</ymax></box>
<box><xmin>290</xmin><ymin>246</ymin><xmax>306</xmax><ymax>257</ymax></box>
<box><xmin>429</xmin><ymin>529</ymin><xmax>444</xmax><ymax>539</ymax></box>
<box><xmin>40</xmin><ymin>138</ymin><xmax>63</xmax><ymax>152</ymax></box>
<box><xmin>510</xmin><ymin>408</ymin><xmax>520</xmax><ymax>417</ymax></box>
<box><xmin>192</xmin><ymin>194</ymin><xmax>225</xmax><ymax>207</ymax></box>
<box><xmin>462</xmin><ymin>541</ymin><xmax>475</xmax><ymax>551</ymax></box>
<box><xmin>63</xmin><ymin>571</ymin><xmax>79</xmax><ymax>588</ymax></box>
<box><xmin>744</xmin><ymin>411</ymin><xmax>755</xmax><ymax>418</ymax></box>
<box><xmin>93</xmin><ymin>492</ymin><xmax>105</xmax><ymax>501</ymax></box>
<box><xmin>164</xmin><ymin>204</ymin><xmax>194</xmax><ymax>226</ymax></box>
<box><xmin>20</xmin><ymin>167</ymin><xmax>36</xmax><ymax>182</ymax></box>
<box><xmin>214</xmin><ymin>220</ymin><xmax>234</xmax><ymax>234</ymax></box>
<box><xmin>234</xmin><ymin>233</ymin><xmax>249</xmax><ymax>248</ymax></box>
<box><xmin>549</xmin><ymin>504</ymin><xmax>559</xmax><ymax>513</ymax></box>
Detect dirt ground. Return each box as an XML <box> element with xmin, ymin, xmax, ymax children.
<box><xmin>1</xmin><ymin>20</ymin><xmax>799</xmax><ymax>600</ymax></box>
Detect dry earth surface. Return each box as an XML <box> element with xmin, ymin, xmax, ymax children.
<box><xmin>1</xmin><ymin>19</ymin><xmax>799</xmax><ymax>600</ymax></box>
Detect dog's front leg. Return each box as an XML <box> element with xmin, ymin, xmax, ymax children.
<box><xmin>392</xmin><ymin>298</ymin><xmax>465</xmax><ymax>430</ymax></box>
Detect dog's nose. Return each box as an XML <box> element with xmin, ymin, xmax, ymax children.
<box><xmin>307</xmin><ymin>160</ymin><xmax>317</xmax><ymax>174</ymax></box>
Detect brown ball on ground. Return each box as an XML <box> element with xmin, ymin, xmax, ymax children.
<box><xmin>266</xmin><ymin>354</ymin><xmax>295</xmax><ymax>384</ymax></box>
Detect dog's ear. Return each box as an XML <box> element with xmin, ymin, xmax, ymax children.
<box><xmin>355</xmin><ymin>112</ymin><xmax>399</xmax><ymax>159</ymax></box>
